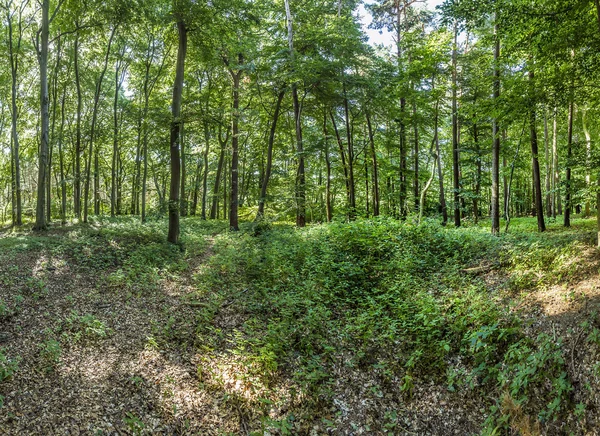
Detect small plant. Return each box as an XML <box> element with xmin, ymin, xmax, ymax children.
<box><xmin>39</xmin><ymin>338</ymin><xmax>62</xmax><ymax>372</ymax></box>
<box><xmin>124</xmin><ymin>412</ymin><xmax>145</xmax><ymax>435</ymax></box>
<box><xmin>63</xmin><ymin>311</ymin><xmax>110</xmax><ymax>343</ymax></box>
<box><xmin>0</xmin><ymin>348</ymin><xmax>19</xmax><ymax>382</ymax></box>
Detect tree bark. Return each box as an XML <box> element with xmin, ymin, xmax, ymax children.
<box><xmin>84</xmin><ymin>26</ymin><xmax>117</xmax><ymax>223</ymax></box>
<box><xmin>491</xmin><ymin>17</ymin><xmax>501</xmax><ymax>235</ymax></box>
<box><xmin>366</xmin><ymin>111</ymin><xmax>380</xmax><ymax>217</ymax></box>
<box><xmin>330</xmin><ymin>111</ymin><xmax>351</xmax><ymax>211</ymax></box>
<box><xmin>210</xmin><ymin>127</ymin><xmax>228</xmax><ymax>219</ymax></box>
<box><xmin>529</xmin><ymin>69</ymin><xmax>545</xmax><ymax>232</ymax></box>
<box><xmin>552</xmin><ymin>109</ymin><xmax>559</xmax><ymax>218</ymax></box>
<box><xmin>7</xmin><ymin>4</ymin><xmax>24</xmax><ymax>226</ymax></box>
<box><xmin>544</xmin><ymin>109</ymin><xmax>551</xmax><ymax>216</ymax></box>
<box><xmin>284</xmin><ymin>0</ymin><xmax>306</xmax><ymax>227</ymax></box>
<box><xmin>229</xmin><ymin>61</ymin><xmax>242</xmax><ymax>231</ymax></box>
<box><xmin>112</xmin><ymin>48</ymin><xmax>127</xmax><ymax>217</ymax></box>
<box><xmin>257</xmin><ymin>89</ymin><xmax>285</xmax><ymax>219</ymax></box>
<box><xmin>34</xmin><ymin>0</ymin><xmax>50</xmax><ymax>230</ymax></box>
<box><xmin>168</xmin><ymin>19</ymin><xmax>187</xmax><ymax>244</ymax></box>
<box><xmin>201</xmin><ymin>119</ymin><xmax>210</xmax><ymax>219</ymax></box>
<box><xmin>564</xmin><ymin>101</ymin><xmax>574</xmax><ymax>227</ymax></box>
<box><xmin>180</xmin><ymin>122</ymin><xmax>187</xmax><ymax>216</ymax></box>
<box><xmin>473</xmin><ymin>123</ymin><xmax>481</xmax><ymax>223</ymax></box>
<box><xmin>74</xmin><ymin>27</ymin><xmax>82</xmax><ymax>220</ymax></box>
<box><xmin>343</xmin><ymin>86</ymin><xmax>356</xmax><ymax>218</ymax></box>
<box><xmin>583</xmin><ymin>110</ymin><xmax>591</xmax><ymax>217</ymax></box>
<box><xmin>452</xmin><ymin>22</ymin><xmax>461</xmax><ymax>227</ymax></box>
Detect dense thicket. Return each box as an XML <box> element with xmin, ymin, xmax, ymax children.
<box><xmin>1</xmin><ymin>0</ymin><xmax>599</xmax><ymax>239</ymax></box>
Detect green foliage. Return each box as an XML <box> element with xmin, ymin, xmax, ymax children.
<box><xmin>39</xmin><ymin>337</ymin><xmax>62</xmax><ymax>372</ymax></box>
<box><xmin>62</xmin><ymin>311</ymin><xmax>110</xmax><ymax>343</ymax></box>
<box><xmin>0</xmin><ymin>348</ymin><xmax>19</xmax><ymax>383</ymax></box>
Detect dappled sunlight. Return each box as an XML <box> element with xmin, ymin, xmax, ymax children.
<box><xmin>60</xmin><ymin>346</ymin><xmax>120</xmax><ymax>383</ymax></box>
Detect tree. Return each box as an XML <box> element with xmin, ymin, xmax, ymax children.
<box><xmin>167</xmin><ymin>13</ymin><xmax>187</xmax><ymax>244</ymax></box>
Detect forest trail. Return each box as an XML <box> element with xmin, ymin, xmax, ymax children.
<box><xmin>1</xmin><ymin>217</ymin><xmax>600</xmax><ymax>434</ymax></box>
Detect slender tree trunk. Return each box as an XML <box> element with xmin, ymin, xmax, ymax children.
<box><xmin>330</xmin><ymin>112</ymin><xmax>351</xmax><ymax>210</ymax></box>
<box><xmin>343</xmin><ymin>86</ymin><xmax>356</xmax><ymax>218</ymax></box>
<box><xmin>47</xmin><ymin>34</ymin><xmax>62</xmax><ymax>223</ymax></box>
<box><xmin>552</xmin><ymin>110</ymin><xmax>559</xmax><ymax>218</ymax></box>
<box><xmin>544</xmin><ymin>109</ymin><xmax>551</xmax><ymax>217</ymax></box>
<box><xmin>491</xmin><ymin>18</ymin><xmax>501</xmax><ymax>235</ymax></box>
<box><xmin>529</xmin><ymin>69</ymin><xmax>545</xmax><ymax>232</ymax></box>
<box><xmin>167</xmin><ymin>19</ymin><xmax>187</xmax><ymax>243</ymax></box>
<box><xmin>229</xmin><ymin>64</ymin><xmax>242</xmax><ymax>231</ymax></box>
<box><xmin>191</xmin><ymin>153</ymin><xmax>202</xmax><ymax>216</ymax></box>
<box><xmin>74</xmin><ymin>28</ymin><xmax>82</xmax><ymax>220</ymax></box>
<box><xmin>366</xmin><ymin>111</ymin><xmax>380</xmax><ymax>216</ymax></box>
<box><xmin>413</xmin><ymin>101</ymin><xmax>419</xmax><ymax>210</ymax></box>
<box><xmin>565</xmin><ymin>101</ymin><xmax>574</xmax><ymax>227</ymax></box>
<box><xmin>257</xmin><ymin>89</ymin><xmax>285</xmax><ymax>219</ymax></box>
<box><xmin>7</xmin><ymin>9</ymin><xmax>23</xmax><ymax>226</ymax></box>
<box><xmin>180</xmin><ymin>122</ymin><xmax>187</xmax><ymax>216</ymax></box>
<box><xmin>201</xmin><ymin>120</ymin><xmax>210</xmax><ymax>219</ymax></box>
<box><xmin>583</xmin><ymin>110</ymin><xmax>591</xmax><ymax>217</ymax></box>
<box><xmin>323</xmin><ymin>111</ymin><xmax>333</xmax><ymax>221</ymax></box>
<box><xmin>112</xmin><ymin>53</ymin><xmax>127</xmax><ymax>217</ymax></box>
<box><xmin>132</xmin><ymin>109</ymin><xmax>142</xmax><ymax>214</ymax></box>
<box><xmin>84</xmin><ymin>26</ymin><xmax>117</xmax><ymax>223</ymax></box>
<box><xmin>473</xmin><ymin>123</ymin><xmax>481</xmax><ymax>223</ymax></box>
<box><xmin>452</xmin><ymin>22</ymin><xmax>461</xmax><ymax>227</ymax></box>
<box><xmin>34</xmin><ymin>0</ymin><xmax>50</xmax><ymax>230</ymax></box>
<box><xmin>210</xmin><ymin>128</ymin><xmax>228</xmax><ymax>219</ymax></box>
<box><xmin>58</xmin><ymin>81</ymin><xmax>67</xmax><ymax>223</ymax></box>
<box><xmin>284</xmin><ymin>0</ymin><xmax>305</xmax><ymax>227</ymax></box>
<box><xmin>433</xmin><ymin>100</ymin><xmax>447</xmax><ymax>225</ymax></box>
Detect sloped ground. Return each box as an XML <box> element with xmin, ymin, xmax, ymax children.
<box><xmin>0</xmin><ymin>216</ymin><xmax>600</xmax><ymax>435</ymax></box>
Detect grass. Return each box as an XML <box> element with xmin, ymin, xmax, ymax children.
<box><xmin>0</xmin><ymin>214</ymin><xmax>599</xmax><ymax>434</ymax></box>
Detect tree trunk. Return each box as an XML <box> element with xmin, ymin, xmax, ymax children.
<box><xmin>343</xmin><ymin>86</ymin><xmax>356</xmax><ymax>218</ymax></box>
<box><xmin>34</xmin><ymin>0</ymin><xmax>50</xmax><ymax>230</ymax></box>
<box><xmin>564</xmin><ymin>101</ymin><xmax>574</xmax><ymax>227</ymax></box>
<box><xmin>452</xmin><ymin>22</ymin><xmax>461</xmax><ymax>227</ymax></box>
<box><xmin>132</xmin><ymin>109</ymin><xmax>142</xmax><ymax>214</ymax></box>
<box><xmin>323</xmin><ymin>112</ymin><xmax>333</xmax><ymax>222</ymax></box>
<box><xmin>210</xmin><ymin>127</ymin><xmax>228</xmax><ymax>219</ymax></box>
<box><xmin>433</xmin><ymin>100</ymin><xmax>447</xmax><ymax>226</ymax></box>
<box><xmin>58</xmin><ymin>80</ymin><xmax>67</xmax><ymax>223</ymax></box>
<box><xmin>544</xmin><ymin>109</ymin><xmax>551</xmax><ymax>217</ymax></box>
<box><xmin>201</xmin><ymin>120</ymin><xmax>210</xmax><ymax>219</ymax></box>
<box><xmin>412</xmin><ymin>100</ymin><xmax>419</xmax><ymax>210</ymax></box>
<box><xmin>284</xmin><ymin>0</ymin><xmax>305</xmax><ymax>227</ymax></box>
<box><xmin>366</xmin><ymin>111</ymin><xmax>380</xmax><ymax>217</ymax></box>
<box><xmin>552</xmin><ymin>109</ymin><xmax>559</xmax><ymax>218</ymax></box>
<box><xmin>167</xmin><ymin>19</ymin><xmax>187</xmax><ymax>244</ymax></box>
<box><xmin>7</xmin><ymin>7</ymin><xmax>23</xmax><ymax>226</ymax></box>
<box><xmin>84</xmin><ymin>26</ymin><xmax>117</xmax><ymax>223</ymax></box>
<box><xmin>112</xmin><ymin>51</ymin><xmax>127</xmax><ymax>217</ymax></box>
<box><xmin>180</xmin><ymin>122</ymin><xmax>187</xmax><ymax>216</ymax></box>
<box><xmin>583</xmin><ymin>110</ymin><xmax>591</xmax><ymax>217</ymax></box>
<box><xmin>529</xmin><ymin>69</ymin><xmax>545</xmax><ymax>232</ymax></box>
<box><xmin>257</xmin><ymin>89</ymin><xmax>285</xmax><ymax>219</ymax></box>
<box><xmin>330</xmin><ymin>112</ymin><xmax>351</xmax><ymax>211</ymax></box>
<box><xmin>47</xmin><ymin>34</ymin><xmax>62</xmax><ymax>223</ymax></box>
<box><xmin>491</xmin><ymin>18</ymin><xmax>501</xmax><ymax>235</ymax></box>
<box><xmin>74</xmin><ymin>28</ymin><xmax>82</xmax><ymax>221</ymax></box>
<box><xmin>229</xmin><ymin>64</ymin><xmax>242</xmax><ymax>231</ymax></box>
<box><xmin>473</xmin><ymin>123</ymin><xmax>481</xmax><ymax>223</ymax></box>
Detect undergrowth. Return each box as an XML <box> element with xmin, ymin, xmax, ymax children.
<box><xmin>0</xmin><ymin>215</ymin><xmax>596</xmax><ymax>433</ymax></box>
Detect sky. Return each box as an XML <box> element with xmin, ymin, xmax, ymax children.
<box><xmin>359</xmin><ymin>0</ymin><xmax>446</xmax><ymax>47</ymax></box>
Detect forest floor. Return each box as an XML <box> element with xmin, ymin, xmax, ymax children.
<box><xmin>1</xmin><ymin>216</ymin><xmax>600</xmax><ymax>435</ymax></box>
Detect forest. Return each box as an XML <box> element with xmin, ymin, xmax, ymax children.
<box><xmin>1</xmin><ymin>0</ymin><xmax>600</xmax><ymax>434</ymax></box>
